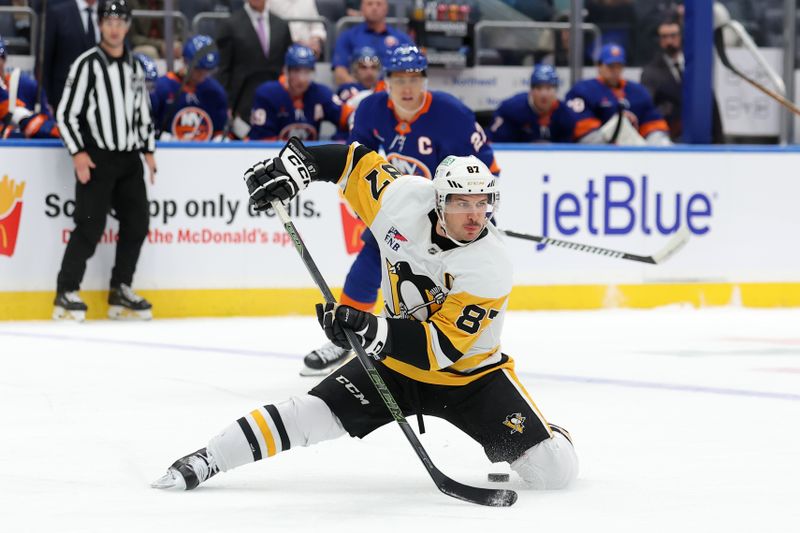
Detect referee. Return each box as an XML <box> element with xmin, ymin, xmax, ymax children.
<box><xmin>53</xmin><ymin>0</ymin><xmax>156</xmax><ymax>321</ymax></box>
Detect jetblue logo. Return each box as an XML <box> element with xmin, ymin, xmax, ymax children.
<box><xmin>537</xmin><ymin>174</ymin><xmax>713</xmax><ymax>251</ymax></box>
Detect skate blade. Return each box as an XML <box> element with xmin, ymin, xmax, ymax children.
<box><xmin>108</xmin><ymin>306</ymin><xmax>153</xmax><ymax>321</ymax></box>
<box><xmin>52</xmin><ymin>307</ymin><xmax>86</xmax><ymax>322</ymax></box>
<box><xmin>298</xmin><ymin>352</ymin><xmax>355</xmax><ymax>377</ymax></box>
<box><xmin>151</xmin><ymin>469</ymin><xmax>186</xmax><ymax>490</ymax></box>
<box><xmin>299</xmin><ymin>365</ymin><xmax>337</xmax><ymax>377</ymax></box>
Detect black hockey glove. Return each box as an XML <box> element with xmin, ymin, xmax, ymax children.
<box><xmin>244</xmin><ymin>137</ymin><xmax>318</xmax><ymax>211</ymax></box>
<box><xmin>315</xmin><ymin>303</ymin><xmax>389</xmax><ymax>361</ymax></box>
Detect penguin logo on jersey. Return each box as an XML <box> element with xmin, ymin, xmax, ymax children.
<box><xmin>171</xmin><ymin>106</ymin><xmax>213</xmax><ymax>141</ymax></box>
<box><xmin>503</xmin><ymin>413</ymin><xmax>526</xmax><ymax>434</ymax></box>
<box><xmin>386</xmin><ymin>260</ymin><xmax>448</xmax><ymax>321</ymax></box>
<box><xmin>386</xmin><ymin>153</ymin><xmax>432</xmax><ymax>179</ymax></box>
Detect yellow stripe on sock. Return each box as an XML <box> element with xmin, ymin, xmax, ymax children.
<box><xmin>250</xmin><ymin>409</ymin><xmax>277</xmax><ymax>457</ymax></box>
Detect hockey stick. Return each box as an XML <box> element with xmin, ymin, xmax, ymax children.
<box><xmin>502</xmin><ymin>227</ymin><xmax>690</xmax><ymax>265</ymax></box>
<box><xmin>271</xmin><ymin>198</ymin><xmax>518</xmax><ymax>507</ymax></box>
<box><xmin>714</xmin><ymin>27</ymin><xmax>800</xmax><ymax>117</ymax></box>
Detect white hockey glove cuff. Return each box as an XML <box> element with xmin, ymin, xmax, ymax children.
<box><xmin>244</xmin><ymin>137</ymin><xmax>318</xmax><ymax>211</ymax></box>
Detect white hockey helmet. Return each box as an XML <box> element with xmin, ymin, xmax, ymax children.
<box><xmin>432</xmin><ymin>155</ymin><xmax>499</xmax><ymax>246</ymax></box>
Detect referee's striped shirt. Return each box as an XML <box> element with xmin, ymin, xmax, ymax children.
<box><xmin>57</xmin><ymin>46</ymin><xmax>155</xmax><ymax>156</ymax></box>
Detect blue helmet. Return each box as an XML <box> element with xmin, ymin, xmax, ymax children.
<box><xmin>0</xmin><ymin>36</ymin><xmax>6</xmax><ymax>58</ymax></box>
<box><xmin>350</xmin><ymin>46</ymin><xmax>380</xmax><ymax>67</ymax></box>
<box><xmin>285</xmin><ymin>44</ymin><xmax>316</xmax><ymax>69</ymax></box>
<box><xmin>134</xmin><ymin>53</ymin><xmax>158</xmax><ymax>83</ymax></box>
<box><xmin>385</xmin><ymin>45</ymin><xmax>427</xmax><ymax>74</ymax></box>
<box><xmin>530</xmin><ymin>64</ymin><xmax>559</xmax><ymax>87</ymax></box>
<box><xmin>183</xmin><ymin>34</ymin><xmax>219</xmax><ymax>70</ymax></box>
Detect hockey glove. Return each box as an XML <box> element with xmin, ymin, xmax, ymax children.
<box><xmin>244</xmin><ymin>137</ymin><xmax>318</xmax><ymax>211</ymax></box>
<box><xmin>315</xmin><ymin>303</ymin><xmax>389</xmax><ymax>360</ymax></box>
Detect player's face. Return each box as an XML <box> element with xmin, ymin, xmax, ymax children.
<box><xmin>286</xmin><ymin>67</ymin><xmax>313</xmax><ymax>96</ymax></box>
<box><xmin>388</xmin><ymin>72</ymin><xmax>426</xmax><ymax>113</ymax></box>
<box><xmin>189</xmin><ymin>68</ymin><xmax>212</xmax><ymax>86</ymax></box>
<box><xmin>443</xmin><ymin>194</ymin><xmax>490</xmax><ymax>242</ymax></box>
<box><xmin>0</xmin><ymin>55</ymin><xmax>5</xmax><ymax>73</ymax></box>
<box><xmin>354</xmin><ymin>60</ymin><xmax>380</xmax><ymax>88</ymax></box>
<box><xmin>99</xmin><ymin>17</ymin><xmax>130</xmax><ymax>48</ymax></box>
<box><xmin>599</xmin><ymin>63</ymin><xmax>624</xmax><ymax>87</ymax></box>
<box><xmin>361</xmin><ymin>0</ymin><xmax>388</xmax><ymax>23</ymax></box>
<box><xmin>530</xmin><ymin>84</ymin><xmax>557</xmax><ymax>111</ymax></box>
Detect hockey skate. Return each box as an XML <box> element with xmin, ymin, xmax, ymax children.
<box><xmin>52</xmin><ymin>291</ymin><xmax>88</xmax><ymax>322</ymax></box>
<box><xmin>151</xmin><ymin>447</ymin><xmax>219</xmax><ymax>490</ymax></box>
<box><xmin>108</xmin><ymin>284</ymin><xmax>152</xmax><ymax>320</ymax></box>
<box><xmin>299</xmin><ymin>341</ymin><xmax>353</xmax><ymax>376</ymax></box>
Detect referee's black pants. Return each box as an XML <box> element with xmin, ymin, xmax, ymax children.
<box><xmin>57</xmin><ymin>149</ymin><xmax>150</xmax><ymax>292</ymax></box>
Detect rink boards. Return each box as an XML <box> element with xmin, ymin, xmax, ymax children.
<box><xmin>1</xmin><ymin>141</ymin><xmax>799</xmax><ymax>319</ymax></box>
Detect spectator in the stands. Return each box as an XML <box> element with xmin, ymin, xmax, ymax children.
<box><xmin>42</xmin><ymin>0</ymin><xmax>100</xmax><ymax>108</ymax></box>
<box><xmin>641</xmin><ymin>16</ymin><xmax>724</xmax><ymax>143</ymax></box>
<box><xmin>332</xmin><ymin>0</ymin><xmax>414</xmax><ymax>87</ymax></box>
<box><xmin>269</xmin><ymin>0</ymin><xmax>327</xmax><ymax>59</ymax></box>
<box><xmin>129</xmin><ymin>0</ymin><xmax>183</xmax><ymax>59</ymax></box>
<box><xmin>489</xmin><ymin>64</ymin><xmax>579</xmax><ymax>143</ymax></box>
<box><xmin>216</xmin><ymin>0</ymin><xmax>293</xmax><ymax>130</ymax></box>
<box><xmin>336</xmin><ymin>46</ymin><xmax>382</xmax><ymax>102</ymax></box>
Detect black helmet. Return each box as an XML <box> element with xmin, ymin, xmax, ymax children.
<box><xmin>98</xmin><ymin>0</ymin><xmax>132</xmax><ymax>22</ymax></box>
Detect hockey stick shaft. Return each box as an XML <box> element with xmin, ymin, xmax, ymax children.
<box><xmin>714</xmin><ymin>28</ymin><xmax>800</xmax><ymax>117</ymax></box>
<box><xmin>271</xmin><ymin>199</ymin><xmax>516</xmax><ymax>507</ymax></box>
<box><xmin>502</xmin><ymin>228</ymin><xmax>690</xmax><ymax>265</ymax></box>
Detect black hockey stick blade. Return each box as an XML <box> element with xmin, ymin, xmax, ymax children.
<box><xmin>503</xmin><ymin>227</ymin><xmax>690</xmax><ymax>265</ymax></box>
<box><xmin>270</xmin><ymin>197</ymin><xmax>518</xmax><ymax>507</ymax></box>
<box><xmin>432</xmin><ymin>468</ymin><xmax>518</xmax><ymax>507</ymax></box>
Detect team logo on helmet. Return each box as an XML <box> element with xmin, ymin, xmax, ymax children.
<box><xmin>171</xmin><ymin>107</ymin><xmax>213</xmax><ymax>141</ymax></box>
<box><xmin>503</xmin><ymin>413</ymin><xmax>526</xmax><ymax>434</ymax></box>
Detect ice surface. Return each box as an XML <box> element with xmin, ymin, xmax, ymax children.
<box><xmin>1</xmin><ymin>308</ymin><xmax>799</xmax><ymax>532</ymax></box>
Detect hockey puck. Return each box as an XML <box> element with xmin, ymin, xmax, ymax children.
<box><xmin>487</xmin><ymin>473</ymin><xmax>510</xmax><ymax>482</ymax></box>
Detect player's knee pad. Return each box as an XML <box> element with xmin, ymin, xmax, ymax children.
<box><xmin>510</xmin><ymin>430</ymin><xmax>578</xmax><ymax>490</ymax></box>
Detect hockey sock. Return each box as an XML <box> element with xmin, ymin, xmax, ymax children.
<box><xmin>207</xmin><ymin>394</ymin><xmax>346</xmax><ymax>472</ymax></box>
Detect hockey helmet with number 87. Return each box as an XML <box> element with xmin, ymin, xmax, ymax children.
<box><xmin>432</xmin><ymin>155</ymin><xmax>499</xmax><ymax>245</ymax></box>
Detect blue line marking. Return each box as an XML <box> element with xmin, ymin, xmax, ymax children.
<box><xmin>2</xmin><ymin>329</ymin><xmax>798</xmax><ymax>402</ymax></box>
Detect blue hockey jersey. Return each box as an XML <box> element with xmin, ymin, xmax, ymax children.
<box><xmin>151</xmin><ymin>72</ymin><xmax>228</xmax><ymax>141</ymax></box>
<box><xmin>249</xmin><ymin>76</ymin><xmax>351</xmax><ymax>141</ymax></box>
<box><xmin>565</xmin><ymin>77</ymin><xmax>668</xmax><ymax>140</ymax></box>
<box><xmin>489</xmin><ymin>92</ymin><xmax>579</xmax><ymax>143</ymax></box>
<box><xmin>1</xmin><ymin>70</ymin><xmax>59</xmax><ymax>139</ymax></box>
<box><xmin>348</xmin><ymin>90</ymin><xmax>499</xmax><ymax>178</ymax></box>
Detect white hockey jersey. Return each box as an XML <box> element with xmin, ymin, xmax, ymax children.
<box><xmin>333</xmin><ymin>144</ymin><xmax>515</xmax><ymax>386</ymax></box>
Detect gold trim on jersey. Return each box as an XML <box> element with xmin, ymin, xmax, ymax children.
<box><xmin>429</xmin><ymin>291</ymin><xmax>508</xmax><ymax>357</ymax></box>
<box><xmin>382</xmin><ymin>354</ymin><xmax>516</xmax><ymax>386</ymax></box>
<box><xmin>338</xmin><ymin>148</ymin><xmax>400</xmax><ymax>226</ymax></box>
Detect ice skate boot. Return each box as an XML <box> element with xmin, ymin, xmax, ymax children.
<box><xmin>299</xmin><ymin>341</ymin><xmax>353</xmax><ymax>376</ymax></box>
<box><xmin>52</xmin><ymin>291</ymin><xmax>88</xmax><ymax>321</ymax></box>
<box><xmin>108</xmin><ymin>284</ymin><xmax>153</xmax><ymax>320</ymax></box>
<box><xmin>151</xmin><ymin>448</ymin><xmax>219</xmax><ymax>490</ymax></box>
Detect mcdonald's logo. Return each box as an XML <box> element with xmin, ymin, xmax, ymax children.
<box><xmin>0</xmin><ymin>175</ymin><xmax>25</xmax><ymax>257</ymax></box>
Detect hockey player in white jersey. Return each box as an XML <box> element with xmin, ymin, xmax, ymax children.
<box><xmin>152</xmin><ymin>139</ymin><xmax>578</xmax><ymax>492</ymax></box>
